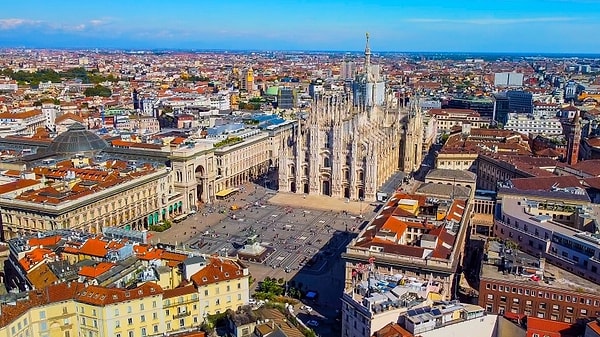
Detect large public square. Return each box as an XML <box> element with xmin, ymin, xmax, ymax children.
<box><xmin>151</xmin><ymin>183</ymin><xmax>377</xmax><ymax>335</ymax></box>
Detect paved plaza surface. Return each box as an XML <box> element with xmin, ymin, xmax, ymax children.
<box><xmin>150</xmin><ymin>184</ymin><xmax>380</xmax><ymax>335</ymax></box>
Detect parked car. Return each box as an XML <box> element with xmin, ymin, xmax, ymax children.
<box><xmin>306</xmin><ymin>320</ymin><xmax>319</xmax><ymax>327</ymax></box>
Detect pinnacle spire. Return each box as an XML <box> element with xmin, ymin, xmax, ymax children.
<box><xmin>364</xmin><ymin>32</ymin><xmax>371</xmax><ymax>69</ymax></box>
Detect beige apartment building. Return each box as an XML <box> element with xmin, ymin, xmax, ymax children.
<box><xmin>0</xmin><ymin>167</ymin><xmax>174</xmax><ymax>240</ymax></box>
<box><xmin>0</xmin><ymin>120</ymin><xmax>296</xmax><ymax>237</ymax></box>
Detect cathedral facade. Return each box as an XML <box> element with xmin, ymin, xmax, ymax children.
<box><xmin>278</xmin><ymin>34</ymin><xmax>423</xmax><ymax>201</ymax></box>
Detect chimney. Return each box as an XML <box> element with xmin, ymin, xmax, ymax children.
<box><xmin>538</xmin><ymin>257</ymin><xmax>546</xmax><ymax>272</ymax></box>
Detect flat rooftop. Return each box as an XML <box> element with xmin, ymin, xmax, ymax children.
<box><xmin>481</xmin><ymin>241</ymin><xmax>599</xmax><ymax>294</ymax></box>
<box><xmin>501</xmin><ymin>197</ymin><xmax>600</xmax><ymax>247</ymax></box>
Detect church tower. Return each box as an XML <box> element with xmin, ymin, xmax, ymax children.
<box><xmin>562</xmin><ymin>110</ymin><xmax>582</xmax><ymax>165</ymax></box>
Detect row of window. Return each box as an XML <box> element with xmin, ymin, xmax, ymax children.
<box><xmin>485</xmin><ymin>284</ymin><xmax>599</xmax><ymax>305</ymax></box>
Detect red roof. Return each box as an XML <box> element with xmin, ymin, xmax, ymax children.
<box><xmin>78</xmin><ymin>238</ymin><xmax>108</xmax><ymax>258</ymax></box>
<box><xmin>526</xmin><ymin>316</ymin><xmax>581</xmax><ymax>337</ymax></box>
<box><xmin>78</xmin><ymin>262</ymin><xmax>115</xmax><ymax>278</ymax></box>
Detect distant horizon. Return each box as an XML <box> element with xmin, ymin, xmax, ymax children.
<box><xmin>2</xmin><ymin>46</ymin><xmax>600</xmax><ymax>59</ymax></box>
<box><xmin>2</xmin><ymin>1</ymin><xmax>600</xmax><ymax>54</ymax></box>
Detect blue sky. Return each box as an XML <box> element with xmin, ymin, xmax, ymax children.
<box><xmin>1</xmin><ymin>0</ymin><xmax>600</xmax><ymax>53</ymax></box>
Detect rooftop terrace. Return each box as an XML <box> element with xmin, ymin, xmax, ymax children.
<box><xmin>481</xmin><ymin>240</ymin><xmax>600</xmax><ymax>294</ymax></box>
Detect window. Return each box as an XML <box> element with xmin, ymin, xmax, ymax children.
<box><xmin>487</xmin><ymin>294</ymin><xmax>494</xmax><ymax>300</ymax></box>
<box><xmin>153</xmin><ymin>325</ymin><xmax>159</xmax><ymax>333</ymax></box>
<box><xmin>500</xmin><ymin>296</ymin><xmax>507</xmax><ymax>303</ymax></box>
<box><xmin>204</xmin><ymin>290</ymin><xmax>209</xmax><ymax>296</ymax></box>
<box><xmin>140</xmin><ymin>303</ymin><xmax>145</xmax><ymax>310</ymax></box>
<box><xmin>567</xmin><ymin>307</ymin><xmax>574</xmax><ymax>314</ymax></box>
<box><xmin>153</xmin><ymin>313</ymin><xmax>157</xmax><ymax>320</ymax></box>
<box><xmin>581</xmin><ymin>309</ymin><xmax>587</xmax><ymax>315</ymax></box>
<box><xmin>141</xmin><ymin>327</ymin><xmax>147</xmax><ymax>337</ymax></box>
<box><xmin>512</xmin><ymin>298</ymin><xmax>519</xmax><ymax>304</ymax></box>
<box><xmin>127</xmin><ymin>306</ymin><xmax>132</xmax><ymax>314</ymax></box>
<box><xmin>141</xmin><ymin>315</ymin><xmax>145</xmax><ymax>322</ymax></box>
<box><xmin>40</xmin><ymin>311</ymin><xmax>46</xmax><ymax>319</ymax></box>
<box><xmin>486</xmin><ymin>284</ymin><xmax>491</xmax><ymax>290</ymax></box>
<box><xmin>40</xmin><ymin>322</ymin><xmax>48</xmax><ymax>331</ymax></box>
<box><xmin>179</xmin><ymin>319</ymin><xmax>185</xmax><ymax>328</ymax></box>
<box><xmin>128</xmin><ymin>318</ymin><xmax>133</xmax><ymax>325</ymax></box>
<box><xmin>539</xmin><ymin>303</ymin><xmax>546</xmax><ymax>310</ymax></box>
<box><xmin>115</xmin><ymin>309</ymin><xmax>120</xmax><ymax>316</ymax></box>
<box><xmin>553</xmin><ymin>304</ymin><xmax>559</xmax><ymax>311</ymax></box>
<box><xmin>116</xmin><ymin>321</ymin><xmax>121</xmax><ymax>328</ymax></box>
<box><xmin>128</xmin><ymin>332</ymin><xmax>134</xmax><ymax>337</ymax></box>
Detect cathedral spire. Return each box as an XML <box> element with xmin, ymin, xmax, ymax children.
<box><xmin>364</xmin><ymin>32</ymin><xmax>371</xmax><ymax>77</ymax></box>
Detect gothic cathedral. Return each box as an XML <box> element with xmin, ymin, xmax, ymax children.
<box><xmin>278</xmin><ymin>34</ymin><xmax>423</xmax><ymax>201</ymax></box>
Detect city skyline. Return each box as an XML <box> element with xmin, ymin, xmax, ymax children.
<box><xmin>1</xmin><ymin>0</ymin><xmax>600</xmax><ymax>53</ymax></box>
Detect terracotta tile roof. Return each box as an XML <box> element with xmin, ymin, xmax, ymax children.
<box><xmin>0</xmin><ymin>282</ymin><xmax>86</xmax><ymax>328</ymax></box>
<box><xmin>510</xmin><ymin>175</ymin><xmax>584</xmax><ymax>191</ymax></box>
<box><xmin>27</xmin><ymin>263</ymin><xmax>59</xmax><ymax>289</ymax></box>
<box><xmin>28</xmin><ymin>235</ymin><xmax>62</xmax><ymax>247</ymax></box>
<box><xmin>76</xmin><ymin>282</ymin><xmax>163</xmax><ymax>306</ymax></box>
<box><xmin>572</xmin><ymin>160</ymin><xmax>600</xmax><ymax>176</ymax></box>
<box><xmin>55</xmin><ymin>112</ymin><xmax>85</xmax><ymax>124</ymax></box>
<box><xmin>163</xmin><ymin>284</ymin><xmax>197</xmax><ymax>299</ymax></box>
<box><xmin>78</xmin><ymin>238</ymin><xmax>108</xmax><ymax>258</ymax></box>
<box><xmin>19</xmin><ymin>248</ymin><xmax>56</xmax><ymax>272</ymax></box>
<box><xmin>2</xmin><ymin>169</ymin><xmax>22</xmax><ymax>177</ymax></box>
<box><xmin>0</xmin><ymin>109</ymin><xmax>42</xmax><ymax>119</ymax></box>
<box><xmin>78</xmin><ymin>262</ymin><xmax>116</xmax><ymax>278</ymax></box>
<box><xmin>587</xmin><ymin>320</ymin><xmax>600</xmax><ymax>335</ymax></box>
<box><xmin>372</xmin><ymin>322</ymin><xmax>414</xmax><ymax>337</ymax></box>
<box><xmin>0</xmin><ymin>179</ymin><xmax>40</xmax><ymax>195</ymax></box>
<box><xmin>526</xmin><ymin>316</ymin><xmax>581</xmax><ymax>337</ymax></box>
<box><xmin>190</xmin><ymin>258</ymin><xmax>246</xmax><ymax>287</ymax></box>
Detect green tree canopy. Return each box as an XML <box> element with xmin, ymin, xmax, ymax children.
<box><xmin>84</xmin><ymin>85</ymin><xmax>112</xmax><ymax>97</ymax></box>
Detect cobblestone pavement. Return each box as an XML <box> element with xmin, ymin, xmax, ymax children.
<box><xmin>149</xmin><ymin>183</ymin><xmax>379</xmax><ymax>334</ymax></box>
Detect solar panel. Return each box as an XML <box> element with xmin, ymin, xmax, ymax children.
<box><xmin>431</xmin><ymin>309</ymin><xmax>442</xmax><ymax>316</ymax></box>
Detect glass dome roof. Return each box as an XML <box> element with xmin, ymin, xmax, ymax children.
<box><xmin>47</xmin><ymin>123</ymin><xmax>109</xmax><ymax>154</ymax></box>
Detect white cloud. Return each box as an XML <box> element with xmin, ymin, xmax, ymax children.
<box><xmin>406</xmin><ymin>17</ymin><xmax>577</xmax><ymax>25</ymax></box>
<box><xmin>0</xmin><ymin>18</ymin><xmax>42</xmax><ymax>30</ymax></box>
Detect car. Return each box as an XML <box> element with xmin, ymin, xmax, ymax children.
<box><xmin>248</xmin><ymin>299</ymin><xmax>257</xmax><ymax>305</ymax></box>
<box><xmin>306</xmin><ymin>320</ymin><xmax>319</xmax><ymax>327</ymax></box>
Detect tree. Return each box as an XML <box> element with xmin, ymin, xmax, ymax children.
<box><xmin>84</xmin><ymin>85</ymin><xmax>112</xmax><ymax>97</ymax></box>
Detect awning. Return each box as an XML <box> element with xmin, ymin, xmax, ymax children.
<box><xmin>215</xmin><ymin>188</ymin><xmax>238</xmax><ymax>198</ymax></box>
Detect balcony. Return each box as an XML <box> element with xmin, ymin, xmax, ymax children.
<box><xmin>173</xmin><ymin>311</ymin><xmax>191</xmax><ymax>319</ymax></box>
